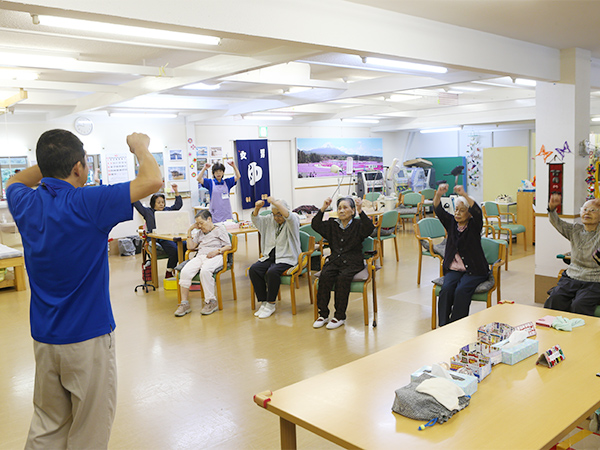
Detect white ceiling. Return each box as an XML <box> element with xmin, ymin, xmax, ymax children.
<box><xmin>1</xmin><ymin>0</ymin><xmax>599</xmax><ymax>132</ymax></box>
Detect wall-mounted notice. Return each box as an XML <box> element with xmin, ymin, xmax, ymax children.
<box><xmin>106</xmin><ymin>154</ymin><xmax>129</xmax><ymax>184</ymax></box>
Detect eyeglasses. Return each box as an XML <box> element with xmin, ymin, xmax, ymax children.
<box><xmin>580</xmin><ymin>208</ymin><xmax>599</xmax><ymax>213</ymax></box>
<box><xmin>272</xmin><ymin>213</ymin><xmax>283</xmax><ymax>218</ymax></box>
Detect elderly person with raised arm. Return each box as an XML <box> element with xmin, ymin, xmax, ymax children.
<box><xmin>248</xmin><ymin>196</ymin><xmax>300</xmax><ymax>319</ymax></box>
<box><xmin>311</xmin><ymin>196</ymin><xmax>375</xmax><ymax>330</ymax></box>
<box><xmin>545</xmin><ymin>194</ymin><xmax>600</xmax><ymax>316</ymax></box>
<box><xmin>433</xmin><ymin>183</ymin><xmax>490</xmax><ymax>326</ymax></box>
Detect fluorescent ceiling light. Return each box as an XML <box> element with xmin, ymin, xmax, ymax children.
<box><xmin>420</xmin><ymin>126</ymin><xmax>462</xmax><ymax>134</ymax></box>
<box><xmin>0</xmin><ymin>51</ymin><xmax>77</xmax><ymax>70</ymax></box>
<box><xmin>0</xmin><ymin>69</ymin><xmax>38</xmax><ymax>80</ymax></box>
<box><xmin>285</xmin><ymin>86</ymin><xmax>312</xmax><ymax>94</ymax></box>
<box><xmin>342</xmin><ymin>118</ymin><xmax>379</xmax><ymax>124</ymax></box>
<box><xmin>387</xmin><ymin>94</ymin><xmax>420</xmax><ymax>102</ymax></box>
<box><xmin>448</xmin><ymin>86</ymin><xmax>483</xmax><ymax>92</ymax></box>
<box><xmin>36</xmin><ymin>15</ymin><xmax>221</xmax><ymax>46</ymax></box>
<box><xmin>243</xmin><ymin>115</ymin><xmax>293</xmax><ymax>121</ymax></box>
<box><xmin>183</xmin><ymin>82</ymin><xmax>221</xmax><ymax>90</ymax></box>
<box><xmin>365</xmin><ymin>57</ymin><xmax>447</xmax><ymax>74</ymax></box>
<box><xmin>592</xmin><ymin>117</ymin><xmax>600</xmax><ymax>122</ymax></box>
<box><xmin>109</xmin><ymin>112</ymin><xmax>178</xmax><ymax>119</ymax></box>
<box><xmin>514</xmin><ymin>78</ymin><xmax>536</xmax><ymax>87</ymax></box>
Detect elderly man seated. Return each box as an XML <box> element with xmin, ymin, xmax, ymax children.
<box><xmin>545</xmin><ymin>194</ymin><xmax>600</xmax><ymax>316</ymax></box>
<box><xmin>248</xmin><ymin>196</ymin><xmax>300</xmax><ymax>319</ymax></box>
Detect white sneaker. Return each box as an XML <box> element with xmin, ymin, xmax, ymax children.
<box><xmin>258</xmin><ymin>302</ymin><xmax>276</xmax><ymax>319</ymax></box>
<box><xmin>174</xmin><ymin>302</ymin><xmax>191</xmax><ymax>317</ymax></box>
<box><xmin>326</xmin><ymin>318</ymin><xmax>345</xmax><ymax>330</ymax></box>
<box><xmin>254</xmin><ymin>303</ymin><xmax>267</xmax><ymax>317</ymax></box>
<box><xmin>313</xmin><ymin>317</ymin><xmax>329</xmax><ymax>328</ymax></box>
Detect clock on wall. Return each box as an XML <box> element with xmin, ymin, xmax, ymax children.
<box><xmin>74</xmin><ymin>117</ymin><xmax>93</xmax><ymax>136</ymax></box>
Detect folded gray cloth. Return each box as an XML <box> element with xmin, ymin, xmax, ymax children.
<box><xmin>392</xmin><ymin>373</ymin><xmax>470</xmax><ymax>425</ymax></box>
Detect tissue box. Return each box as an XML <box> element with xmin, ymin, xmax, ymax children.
<box><xmin>493</xmin><ymin>338</ymin><xmax>539</xmax><ymax>365</ymax></box>
<box><xmin>478</xmin><ymin>322</ymin><xmax>514</xmax><ymax>345</ymax></box>
<box><xmin>450</xmin><ymin>343</ymin><xmax>493</xmax><ymax>382</ymax></box>
<box><xmin>411</xmin><ymin>366</ymin><xmax>478</xmax><ymax>396</ymax></box>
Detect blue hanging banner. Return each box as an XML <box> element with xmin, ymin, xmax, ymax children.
<box><xmin>235</xmin><ymin>139</ymin><xmax>271</xmax><ymax>209</ymax></box>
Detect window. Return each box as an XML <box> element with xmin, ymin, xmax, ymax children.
<box><xmin>0</xmin><ymin>157</ymin><xmax>28</xmax><ymax>198</ymax></box>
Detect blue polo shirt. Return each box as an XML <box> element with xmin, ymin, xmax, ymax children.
<box><xmin>202</xmin><ymin>176</ymin><xmax>236</xmax><ymax>197</ymax></box>
<box><xmin>7</xmin><ymin>178</ymin><xmax>132</xmax><ymax>344</ymax></box>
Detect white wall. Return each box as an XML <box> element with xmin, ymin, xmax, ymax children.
<box><xmin>0</xmin><ymin>119</ymin><xmax>396</xmax><ymax>237</ymax></box>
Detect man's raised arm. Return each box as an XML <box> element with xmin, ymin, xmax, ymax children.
<box><xmin>128</xmin><ymin>133</ymin><xmax>163</xmax><ymax>203</ymax></box>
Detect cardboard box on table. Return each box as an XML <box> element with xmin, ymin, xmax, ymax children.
<box><xmin>477</xmin><ymin>322</ymin><xmax>514</xmax><ymax>345</ymax></box>
<box><xmin>410</xmin><ymin>366</ymin><xmax>478</xmax><ymax>397</ymax></box>
<box><xmin>450</xmin><ymin>343</ymin><xmax>493</xmax><ymax>382</ymax></box>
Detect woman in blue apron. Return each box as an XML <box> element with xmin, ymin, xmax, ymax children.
<box><xmin>199</xmin><ymin>161</ymin><xmax>241</xmax><ymax>223</ymax></box>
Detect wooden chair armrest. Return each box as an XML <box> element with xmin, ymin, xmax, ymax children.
<box><xmin>232</xmin><ymin>211</ymin><xmax>240</xmax><ymax>222</ymax></box>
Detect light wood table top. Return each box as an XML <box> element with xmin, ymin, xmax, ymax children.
<box><xmin>256</xmin><ymin>303</ymin><xmax>600</xmax><ymax>449</ymax></box>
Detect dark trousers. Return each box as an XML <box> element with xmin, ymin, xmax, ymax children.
<box><xmin>544</xmin><ymin>272</ymin><xmax>600</xmax><ymax>316</ymax></box>
<box><xmin>249</xmin><ymin>249</ymin><xmax>292</xmax><ymax>303</ymax></box>
<box><xmin>157</xmin><ymin>239</ymin><xmax>186</xmax><ymax>270</ymax></box>
<box><xmin>438</xmin><ymin>270</ymin><xmax>489</xmax><ymax>326</ymax></box>
<box><xmin>316</xmin><ymin>260</ymin><xmax>363</xmax><ymax>321</ymax></box>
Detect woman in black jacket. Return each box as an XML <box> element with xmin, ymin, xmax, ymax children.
<box><xmin>311</xmin><ymin>196</ymin><xmax>375</xmax><ymax>330</ymax></box>
<box><xmin>133</xmin><ymin>183</ymin><xmax>184</xmax><ymax>278</ymax></box>
<box><xmin>433</xmin><ymin>183</ymin><xmax>490</xmax><ymax>326</ymax></box>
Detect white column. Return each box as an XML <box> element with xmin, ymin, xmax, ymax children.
<box><xmin>534</xmin><ymin>48</ymin><xmax>591</xmax><ymax>302</ymax></box>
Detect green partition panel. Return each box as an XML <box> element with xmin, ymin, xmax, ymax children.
<box><xmin>425</xmin><ymin>156</ymin><xmax>467</xmax><ymax>191</ymax></box>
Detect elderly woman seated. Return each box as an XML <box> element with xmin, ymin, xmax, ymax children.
<box><xmin>433</xmin><ymin>184</ymin><xmax>490</xmax><ymax>326</ymax></box>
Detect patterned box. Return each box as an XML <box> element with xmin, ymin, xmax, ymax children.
<box><xmin>450</xmin><ymin>343</ymin><xmax>493</xmax><ymax>382</ymax></box>
<box><xmin>477</xmin><ymin>322</ymin><xmax>514</xmax><ymax>345</ymax></box>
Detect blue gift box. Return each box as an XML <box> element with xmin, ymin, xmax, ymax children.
<box><xmin>493</xmin><ymin>338</ymin><xmax>539</xmax><ymax>365</ymax></box>
<box><xmin>410</xmin><ymin>365</ymin><xmax>478</xmax><ymax>396</ymax></box>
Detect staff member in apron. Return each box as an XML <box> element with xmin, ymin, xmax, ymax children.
<box><xmin>199</xmin><ymin>161</ymin><xmax>241</xmax><ymax>223</ymax></box>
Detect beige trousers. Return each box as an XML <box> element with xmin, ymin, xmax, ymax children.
<box><xmin>25</xmin><ymin>332</ymin><xmax>117</xmax><ymax>450</ymax></box>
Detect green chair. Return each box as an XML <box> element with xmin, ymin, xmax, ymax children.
<box><xmin>419</xmin><ymin>188</ymin><xmax>436</xmax><ymax>215</ymax></box>
<box><xmin>373</xmin><ymin>210</ymin><xmax>399</xmax><ymax>265</ymax></box>
<box><xmin>483</xmin><ymin>223</ymin><xmax>509</xmax><ymax>271</ymax></box>
<box><xmin>431</xmin><ymin>237</ymin><xmax>505</xmax><ymax>329</ymax></box>
<box><xmin>397</xmin><ymin>192</ymin><xmax>423</xmax><ymax>230</ymax></box>
<box><xmin>313</xmin><ymin>237</ymin><xmax>379</xmax><ymax>327</ymax></box>
<box><xmin>482</xmin><ymin>202</ymin><xmax>526</xmax><ymax>255</ymax></box>
<box><xmin>364</xmin><ymin>192</ymin><xmax>381</xmax><ymax>202</ymax></box>
<box><xmin>414</xmin><ymin>217</ymin><xmax>446</xmax><ymax>284</ymax></box>
<box><xmin>300</xmin><ymin>224</ymin><xmax>325</xmax><ymax>261</ymax></box>
<box><xmin>176</xmin><ymin>233</ymin><xmax>238</xmax><ymax>310</ymax></box>
<box><xmin>250</xmin><ymin>230</ymin><xmax>315</xmax><ymax>315</ymax></box>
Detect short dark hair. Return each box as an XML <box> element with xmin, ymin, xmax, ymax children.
<box><xmin>150</xmin><ymin>193</ymin><xmax>165</xmax><ymax>209</ymax></box>
<box><xmin>195</xmin><ymin>209</ymin><xmax>212</xmax><ymax>220</ymax></box>
<box><xmin>212</xmin><ymin>162</ymin><xmax>226</xmax><ymax>175</ymax></box>
<box><xmin>36</xmin><ymin>129</ymin><xmax>86</xmax><ymax>179</ymax></box>
<box><xmin>337</xmin><ymin>196</ymin><xmax>356</xmax><ymax>211</ymax></box>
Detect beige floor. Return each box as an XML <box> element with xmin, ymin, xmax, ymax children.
<box><xmin>0</xmin><ymin>227</ymin><xmax>576</xmax><ymax>449</ymax></box>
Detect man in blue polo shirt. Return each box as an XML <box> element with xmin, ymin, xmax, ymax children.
<box><xmin>7</xmin><ymin>130</ymin><xmax>162</xmax><ymax>449</ymax></box>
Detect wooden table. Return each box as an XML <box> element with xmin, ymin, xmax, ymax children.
<box><xmin>146</xmin><ymin>232</ymin><xmax>187</xmax><ymax>288</ymax></box>
<box><xmin>255</xmin><ymin>304</ymin><xmax>600</xmax><ymax>449</ymax></box>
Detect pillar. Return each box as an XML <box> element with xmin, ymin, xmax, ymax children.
<box><xmin>534</xmin><ymin>48</ymin><xmax>591</xmax><ymax>303</ymax></box>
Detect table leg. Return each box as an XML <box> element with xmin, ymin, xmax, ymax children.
<box><xmin>280</xmin><ymin>417</ymin><xmax>297</xmax><ymax>450</ymax></box>
<box><xmin>14</xmin><ymin>264</ymin><xmax>25</xmax><ymax>291</ymax></box>
<box><xmin>150</xmin><ymin>237</ymin><xmax>158</xmax><ymax>288</ymax></box>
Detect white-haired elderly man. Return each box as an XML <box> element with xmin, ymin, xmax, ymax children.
<box><xmin>249</xmin><ymin>196</ymin><xmax>301</xmax><ymax>319</ymax></box>
<box><xmin>545</xmin><ymin>194</ymin><xmax>600</xmax><ymax>316</ymax></box>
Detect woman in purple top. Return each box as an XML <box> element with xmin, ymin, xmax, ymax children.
<box><xmin>199</xmin><ymin>161</ymin><xmax>241</xmax><ymax>223</ymax></box>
